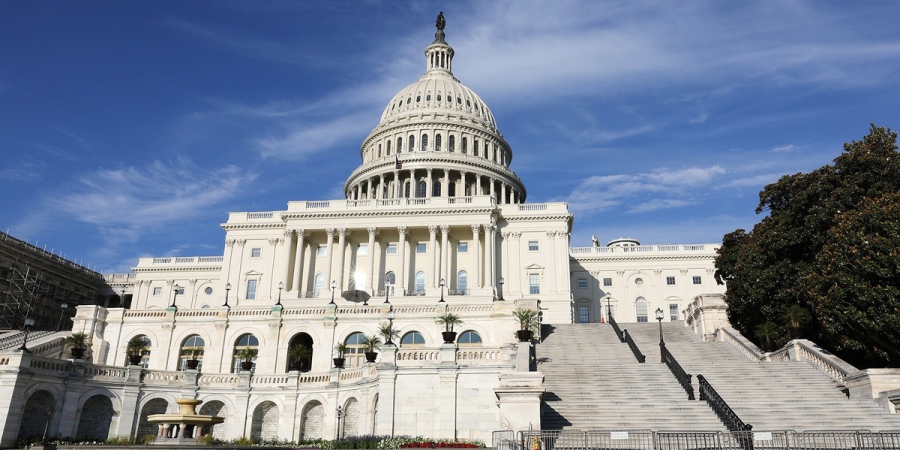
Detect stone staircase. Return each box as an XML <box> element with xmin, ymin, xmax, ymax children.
<box><xmin>536</xmin><ymin>323</ymin><xmax>727</xmax><ymax>431</ymax></box>
<box><xmin>0</xmin><ymin>329</ymin><xmax>59</xmax><ymax>350</ymax></box>
<box><xmin>625</xmin><ymin>322</ymin><xmax>900</xmax><ymax>431</ymax></box>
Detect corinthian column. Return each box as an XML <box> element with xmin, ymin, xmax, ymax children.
<box><xmin>471</xmin><ymin>224</ymin><xmax>481</xmax><ymax>289</ymax></box>
<box><xmin>292</xmin><ymin>229</ymin><xmax>306</xmax><ymax>296</ymax></box>
<box><xmin>440</xmin><ymin>225</ymin><xmax>450</xmax><ymax>287</ymax></box>
<box><xmin>336</xmin><ymin>228</ymin><xmax>347</xmax><ymax>291</ymax></box>
<box><xmin>324</xmin><ymin>228</ymin><xmax>335</xmax><ymax>290</ymax></box>
<box><xmin>282</xmin><ymin>230</ymin><xmax>294</xmax><ymax>290</ymax></box>
<box><xmin>367</xmin><ymin>227</ymin><xmax>377</xmax><ymax>294</ymax></box>
<box><xmin>486</xmin><ymin>224</ymin><xmax>496</xmax><ymax>288</ymax></box>
<box><xmin>397</xmin><ymin>226</ymin><xmax>408</xmax><ymax>294</ymax></box>
<box><xmin>428</xmin><ymin>225</ymin><xmax>437</xmax><ymax>288</ymax></box>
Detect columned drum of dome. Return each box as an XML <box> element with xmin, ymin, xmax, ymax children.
<box><xmin>345</xmin><ymin>17</ymin><xmax>526</xmax><ymax>205</ymax></box>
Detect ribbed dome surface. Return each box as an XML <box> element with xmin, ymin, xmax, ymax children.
<box><xmin>379</xmin><ymin>73</ymin><xmax>498</xmax><ymax>132</ymax></box>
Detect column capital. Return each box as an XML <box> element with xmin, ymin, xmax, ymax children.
<box><xmin>398</xmin><ymin>226</ymin><xmax>408</xmax><ymax>235</ymax></box>
<box><xmin>326</xmin><ymin>228</ymin><xmax>335</xmax><ymax>237</ymax></box>
<box><xmin>367</xmin><ymin>227</ymin><xmax>377</xmax><ymax>236</ymax></box>
<box><xmin>268</xmin><ymin>237</ymin><xmax>283</xmax><ymax>246</ymax></box>
<box><xmin>440</xmin><ymin>224</ymin><xmax>450</xmax><ymax>234</ymax></box>
<box><xmin>225</xmin><ymin>239</ymin><xmax>236</xmax><ymax>247</ymax></box>
<box><xmin>235</xmin><ymin>239</ymin><xmax>247</xmax><ymax>247</ymax></box>
<box><xmin>284</xmin><ymin>229</ymin><xmax>294</xmax><ymax>239</ymax></box>
<box><xmin>294</xmin><ymin>228</ymin><xmax>306</xmax><ymax>238</ymax></box>
<box><xmin>337</xmin><ymin>227</ymin><xmax>348</xmax><ymax>237</ymax></box>
<box><xmin>428</xmin><ymin>225</ymin><xmax>438</xmax><ymax>234</ymax></box>
<box><xmin>471</xmin><ymin>224</ymin><xmax>481</xmax><ymax>234</ymax></box>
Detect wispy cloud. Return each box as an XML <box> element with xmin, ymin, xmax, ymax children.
<box><xmin>0</xmin><ymin>159</ymin><xmax>44</xmax><ymax>183</ymax></box>
<box><xmin>559</xmin><ymin>165</ymin><xmax>727</xmax><ymax>215</ymax></box>
<box><xmin>771</xmin><ymin>144</ymin><xmax>800</xmax><ymax>152</ymax></box>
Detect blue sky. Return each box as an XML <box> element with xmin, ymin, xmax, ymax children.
<box><xmin>2</xmin><ymin>1</ymin><xmax>899</xmax><ymax>274</ymax></box>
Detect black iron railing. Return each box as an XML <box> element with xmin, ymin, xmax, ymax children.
<box><xmin>609</xmin><ymin>314</ymin><xmax>625</xmax><ymax>343</ymax></box>
<box><xmin>623</xmin><ymin>329</ymin><xmax>646</xmax><ymax>363</ymax></box>
<box><xmin>698</xmin><ymin>374</ymin><xmax>752</xmax><ymax>435</ymax></box>
<box><xmin>663</xmin><ymin>346</ymin><xmax>695</xmax><ymax>400</ymax></box>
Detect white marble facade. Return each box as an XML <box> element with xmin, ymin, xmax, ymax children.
<box><xmin>0</xmin><ymin>19</ymin><xmax>724</xmax><ymax>447</ymax></box>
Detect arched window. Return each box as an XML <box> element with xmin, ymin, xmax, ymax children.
<box><xmin>458</xmin><ymin>331</ymin><xmax>482</xmax><ymax>346</ymax></box>
<box><xmin>397</xmin><ymin>137</ymin><xmax>402</xmax><ymax>153</ymax></box>
<box><xmin>636</xmin><ymin>297</ymin><xmax>648</xmax><ymax>323</ymax></box>
<box><xmin>449</xmin><ymin>135</ymin><xmax>455</xmax><ymax>152</ymax></box>
<box><xmin>457</xmin><ymin>271</ymin><xmax>468</xmax><ymax>294</ymax></box>
<box><xmin>404</xmin><ymin>181</ymin><xmax>410</xmax><ymax>198</ymax></box>
<box><xmin>133</xmin><ymin>335</ymin><xmax>151</xmax><ymax>368</ymax></box>
<box><xmin>400</xmin><ymin>331</ymin><xmax>425</xmax><ymax>347</ymax></box>
<box><xmin>448</xmin><ymin>182</ymin><xmax>456</xmax><ymax>197</ymax></box>
<box><xmin>377</xmin><ymin>144</ymin><xmax>382</xmax><ymax>158</ymax></box>
<box><xmin>314</xmin><ymin>273</ymin><xmax>324</xmax><ymax>297</ymax></box>
<box><xmin>435</xmin><ymin>134</ymin><xmax>442</xmax><ymax>151</ymax></box>
<box><xmin>462</xmin><ymin>137</ymin><xmax>467</xmax><ymax>154</ymax></box>
<box><xmin>415</xmin><ymin>271</ymin><xmax>425</xmax><ymax>294</ymax></box>
<box><xmin>474</xmin><ymin>140</ymin><xmax>479</xmax><ymax>156</ymax></box>
<box><xmin>287</xmin><ymin>333</ymin><xmax>314</xmax><ymax>372</ymax></box>
<box><xmin>233</xmin><ymin>334</ymin><xmax>259</xmax><ymax>373</ymax></box>
<box><xmin>180</xmin><ymin>335</ymin><xmax>205</xmax><ymax>371</ymax></box>
<box><xmin>421</xmin><ymin>134</ymin><xmax>428</xmax><ymax>151</ymax></box>
<box><xmin>418</xmin><ymin>181</ymin><xmax>426</xmax><ymax>198</ymax></box>
<box><xmin>408</xmin><ymin>135</ymin><xmax>415</xmax><ymax>152</ymax></box>
<box><xmin>385</xmin><ymin>271</ymin><xmax>396</xmax><ymax>295</ymax></box>
<box><xmin>433</xmin><ymin>182</ymin><xmax>441</xmax><ymax>197</ymax></box>
<box><xmin>386</xmin><ymin>140</ymin><xmax>392</xmax><ymax>155</ymax></box>
<box><xmin>345</xmin><ymin>332</ymin><xmax>366</xmax><ymax>368</ymax></box>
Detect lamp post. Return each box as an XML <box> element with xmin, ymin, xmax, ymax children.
<box><xmin>329</xmin><ymin>280</ymin><xmax>337</xmax><ymax>305</ymax></box>
<box><xmin>120</xmin><ymin>286</ymin><xmax>126</xmax><ymax>308</ymax></box>
<box><xmin>170</xmin><ymin>284</ymin><xmax>181</xmax><ymax>309</ymax></box>
<box><xmin>438</xmin><ymin>278</ymin><xmax>445</xmax><ymax>303</ymax></box>
<box><xmin>276</xmin><ymin>281</ymin><xmax>284</xmax><ymax>307</ymax></box>
<box><xmin>335</xmin><ymin>405</ymin><xmax>343</xmax><ymax>439</ymax></box>
<box><xmin>386</xmin><ymin>309</ymin><xmax>395</xmax><ymax>345</ymax></box>
<box><xmin>223</xmin><ymin>282</ymin><xmax>232</xmax><ymax>308</ymax></box>
<box><xmin>655</xmin><ymin>307</ymin><xmax>666</xmax><ymax>363</ymax></box>
<box><xmin>384</xmin><ymin>283</ymin><xmax>391</xmax><ymax>305</ymax></box>
<box><xmin>498</xmin><ymin>277</ymin><xmax>505</xmax><ymax>301</ymax></box>
<box><xmin>19</xmin><ymin>317</ymin><xmax>35</xmax><ymax>353</ymax></box>
<box><xmin>605</xmin><ymin>293</ymin><xmax>612</xmax><ymax>322</ymax></box>
<box><xmin>57</xmin><ymin>303</ymin><xmax>68</xmax><ymax>332</ymax></box>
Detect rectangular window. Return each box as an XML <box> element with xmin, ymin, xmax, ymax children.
<box><xmin>357</xmin><ymin>244</ymin><xmax>368</xmax><ymax>256</ymax></box>
<box><xmin>176</xmin><ymin>287</ymin><xmax>184</xmax><ymax>295</ymax></box>
<box><xmin>416</xmin><ymin>243</ymin><xmax>427</xmax><ymax>253</ymax></box>
<box><xmin>605</xmin><ymin>304</ymin><xmax>615</xmax><ymax>319</ymax></box>
<box><xmin>153</xmin><ymin>287</ymin><xmax>162</xmax><ymax>296</ymax></box>
<box><xmin>246</xmin><ymin>280</ymin><xmax>257</xmax><ymax>300</ymax></box>
<box><xmin>250</xmin><ymin>248</ymin><xmax>261</xmax><ymax>258</ymax></box>
<box><xmin>529</xmin><ymin>274</ymin><xmax>540</xmax><ymax>295</ymax></box>
<box><xmin>670</xmin><ymin>304</ymin><xmax>679</xmax><ymax>321</ymax></box>
<box><xmin>577</xmin><ymin>278</ymin><xmax>587</xmax><ymax>288</ymax></box>
<box><xmin>693</xmin><ymin>276</ymin><xmax>702</xmax><ymax>285</ymax></box>
<box><xmin>457</xmin><ymin>242</ymin><xmax>468</xmax><ymax>253</ymax></box>
<box><xmin>386</xmin><ymin>244</ymin><xmax>397</xmax><ymax>254</ymax></box>
<box><xmin>636</xmin><ymin>300</ymin><xmax>648</xmax><ymax>322</ymax></box>
<box><xmin>603</xmin><ymin>278</ymin><xmax>613</xmax><ymax>287</ymax></box>
<box><xmin>579</xmin><ymin>305</ymin><xmax>589</xmax><ymax>323</ymax></box>
<box><xmin>528</xmin><ymin>241</ymin><xmax>539</xmax><ymax>251</ymax></box>
<box><xmin>316</xmin><ymin>245</ymin><xmax>327</xmax><ymax>256</ymax></box>
<box><xmin>666</xmin><ymin>276</ymin><xmax>676</xmax><ymax>286</ymax></box>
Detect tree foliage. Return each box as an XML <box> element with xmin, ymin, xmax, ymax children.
<box><xmin>715</xmin><ymin>125</ymin><xmax>900</xmax><ymax>367</ymax></box>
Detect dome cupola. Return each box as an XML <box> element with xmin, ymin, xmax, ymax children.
<box><xmin>344</xmin><ymin>13</ymin><xmax>526</xmax><ymax>205</ymax></box>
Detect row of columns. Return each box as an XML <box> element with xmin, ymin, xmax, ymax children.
<box><xmin>279</xmin><ymin>224</ymin><xmax>499</xmax><ymax>296</ymax></box>
<box><xmin>348</xmin><ymin>168</ymin><xmax>521</xmax><ymax>204</ymax></box>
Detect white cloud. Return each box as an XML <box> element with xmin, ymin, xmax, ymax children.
<box><xmin>559</xmin><ymin>165</ymin><xmax>727</xmax><ymax>215</ymax></box>
<box><xmin>771</xmin><ymin>144</ymin><xmax>800</xmax><ymax>152</ymax></box>
<box><xmin>0</xmin><ymin>159</ymin><xmax>43</xmax><ymax>182</ymax></box>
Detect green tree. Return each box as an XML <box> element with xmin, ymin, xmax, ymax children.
<box><xmin>715</xmin><ymin>125</ymin><xmax>900</xmax><ymax>367</ymax></box>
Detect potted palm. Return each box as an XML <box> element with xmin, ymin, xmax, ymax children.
<box><xmin>754</xmin><ymin>321</ymin><xmax>781</xmax><ymax>352</ymax></box>
<box><xmin>435</xmin><ymin>312</ymin><xmax>463</xmax><ymax>344</ymax></box>
<box><xmin>378</xmin><ymin>321</ymin><xmax>400</xmax><ymax>346</ymax></box>
<box><xmin>361</xmin><ymin>334</ymin><xmax>382</xmax><ymax>363</ymax></box>
<box><xmin>184</xmin><ymin>348</ymin><xmax>203</xmax><ymax>370</ymax></box>
<box><xmin>333</xmin><ymin>343</ymin><xmax>348</xmax><ymax>369</ymax></box>
<box><xmin>126</xmin><ymin>335</ymin><xmax>149</xmax><ymax>366</ymax></box>
<box><xmin>65</xmin><ymin>332</ymin><xmax>89</xmax><ymax>359</ymax></box>
<box><xmin>782</xmin><ymin>304</ymin><xmax>811</xmax><ymax>339</ymax></box>
<box><xmin>513</xmin><ymin>309</ymin><xmax>539</xmax><ymax>342</ymax></box>
<box><xmin>238</xmin><ymin>348</ymin><xmax>257</xmax><ymax>372</ymax></box>
<box><xmin>289</xmin><ymin>343</ymin><xmax>312</xmax><ymax>372</ymax></box>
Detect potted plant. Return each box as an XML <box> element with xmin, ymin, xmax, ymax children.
<box><xmin>754</xmin><ymin>321</ymin><xmax>781</xmax><ymax>352</ymax></box>
<box><xmin>361</xmin><ymin>334</ymin><xmax>382</xmax><ymax>363</ymax></box>
<box><xmin>288</xmin><ymin>343</ymin><xmax>312</xmax><ymax>372</ymax></box>
<box><xmin>378</xmin><ymin>321</ymin><xmax>400</xmax><ymax>346</ymax></box>
<box><xmin>333</xmin><ymin>343</ymin><xmax>348</xmax><ymax>369</ymax></box>
<box><xmin>237</xmin><ymin>347</ymin><xmax>257</xmax><ymax>372</ymax></box>
<box><xmin>65</xmin><ymin>332</ymin><xmax>89</xmax><ymax>359</ymax></box>
<box><xmin>435</xmin><ymin>312</ymin><xmax>463</xmax><ymax>344</ymax></box>
<box><xmin>513</xmin><ymin>309</ymin><xmax>540</xmax><ymax>342</ymax></box>
<box><xmin>782</xmin><ymin>304</ymin><xmax>811</xmax><ymax>339</ymax></box>
<box><xmin>126</xmin><ymin>335</ymin><xmax>149</xmax><ymax>366</ymax></box>
<box><xmin>184</xmin><ymin>348</ymin><xmax>203</xmax><ymax>370</ymax></box>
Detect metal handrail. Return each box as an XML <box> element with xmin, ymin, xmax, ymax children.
<box><xmin>698</xmin><ymin>374</ymin><xmax>752</xmax><ymax>433</ymax></box>
<box><xmin>663</xmin><ymin>346</ymin><xmax>695</xmax><ymax>400</ymax></box>
<box><xmin>623</xmin><ymin>329</ymin><xmax>645</xmax><ymax>363</ymax></box>
<box><xmin>609</xmin><ymin>314</ymin><xmax>625</xmax><ymax>343</ymax></box>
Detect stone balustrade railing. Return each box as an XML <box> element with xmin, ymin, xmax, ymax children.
<box><xmin>569</xmin><ymin>243</ymin><xmax>718</xmax><ymax>256</ymax></box>
<box><xmin>138</xmin><ymin>256</ymin><xmax>223</xmax><ymax>267</ymax></box>
<box><xmin>716</xmin><ymin>327</ymin><xmax>765</xmax><ymax>362</ymax></box>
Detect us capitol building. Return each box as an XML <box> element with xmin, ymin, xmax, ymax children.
<box><xmin>0</xmin><ymin>17</ymin><xmax>730</xmax><ymax>445</ymax></box>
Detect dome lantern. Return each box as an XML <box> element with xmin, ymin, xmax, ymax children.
<box><xmin>426</xmin><ymin>12</ymin><xmax>454</xmax><ymax>75</ymax></box>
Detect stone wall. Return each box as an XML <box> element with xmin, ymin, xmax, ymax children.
<box><xmin>136</xmin><ymin>399</ymin><xmax>168</xmax><ymax>439</ymax></box>
<box><xmin>76</xmin><ymin>396</ymin><xmax>113</xmax><ymax>439</ymax></box>
<box><xmin>300</xmin><ymin>401</ymin><xmax>323</xmax><ymax>440</ymax></box>
<box><xmin>250</xmin><ymin>401</ymin><xmax>278</xmax><ymax>441</ymax></box>
<box><xmin>198</xmin><ymin>401</ymin><xmax>227</xmax><ymax>440</ymax></box>
<box><xmin>342</xmin><ymin>399</ymin><xmax>359</xmax><ymax>438</ymax></box>
<box><xmin>18</xmin><ymin>390</ymin><xmax>55</xmax><ymax>439</ymax></box>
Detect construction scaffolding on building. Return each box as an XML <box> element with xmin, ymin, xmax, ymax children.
<box><xmin>0</xmin><ymin>231</ymin><xmax>102</xmax><ymax>331</ymax></box>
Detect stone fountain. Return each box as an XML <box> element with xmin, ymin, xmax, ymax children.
<box><xmin>147</xmin><ymin>398</ymin><xmax>224</xmax><ymax>445</ymax></box>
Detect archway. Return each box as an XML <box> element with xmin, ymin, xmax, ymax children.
<box><xmin>136</xmin><ymin>398</ymin><xmax>168</xmax><ymax>439</ymax></box>
<box><xmin>250</xmin><ymin>401</ymin><xmax>278</xmax><ymax>441</ymax></box>
<box><xmin>341</xmin><ymin>398</ymin><xmax>359</xmax><ymax>438</ymax></box>
<box><xmin>198</xmin><ymin>400</ymin><xmax>227</xmax><ymax>440</ymax></box>
<box><xmin>77</xmin><ymin>395</ymin><xmax>114</xmax><ymax>440</ymax></box>
<box><xmin>287</xmin><ymin>333</ymin><xmax>314</xmax><ymax>372</ymax></box>
<box><xmin>18</xmin><ymin>390</ymin><xmax>55</xmax><ymax>440</ymax></box>
<box><xmin>299</xmin><ymin>400</ymin><xmax>324</xmax><ymax>440</ymax></box>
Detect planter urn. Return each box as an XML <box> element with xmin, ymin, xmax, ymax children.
<box><xmin>516</xmin><ymin>330</ymin><xmax>533</xmax><ymax>342</ymax></box>
<box><xmin>128</xmin><ymin>354</ymin><xmax>143</xmax><ymax>366</ymax></box>
<box><xmin>441</xmin><ymin>331</ymin><xmax>457</xmax><ymax>344</ymax></box>
<box><xmin>333</xmin><ymin>357</ymin><xmax>346</xmax><ymax>369</ymax></box>
<box><xmin>364</xmin><ymin>351</ymin><xmax>378</xmax><ymax>363</ymax></box>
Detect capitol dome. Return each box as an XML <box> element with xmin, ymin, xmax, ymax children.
<box><xmin>344</xmin><ymin>14</ymin><xmax>526</xmax><ymax>204</ymax></box>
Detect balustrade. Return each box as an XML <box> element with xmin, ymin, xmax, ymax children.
<box><xmin>623</xmin><ymin>329</ymin><xmax>646</xmax><ymax>363</ymax></box>
<box><xmin>698</xmin><ymin>374</ymin><xmax>752</xmax><ymax>433</ymax></box>
<box><xmin>663</xmin><ymin>346</ymin><xmax>695</xmax><ymax>400</ymax></box>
